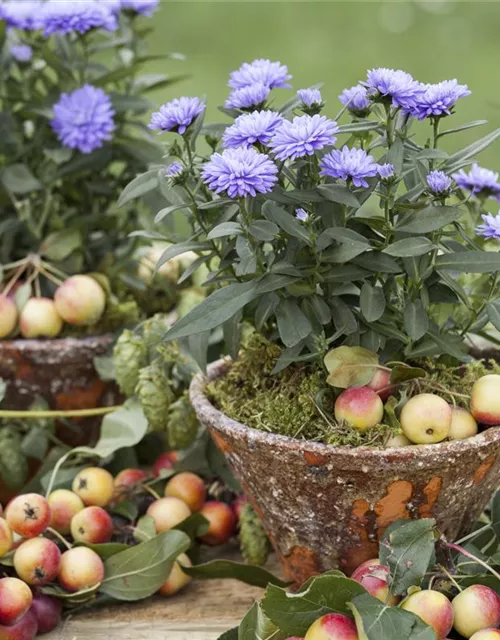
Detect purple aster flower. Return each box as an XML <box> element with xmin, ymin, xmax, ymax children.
<box><xmin>339</xmin><ymin>84</ymin><xmax>371</xmax><ymax>115</ymax></box>
<box><xmin>364</xmin><ymin>68</ymin><xmax>423</xmax><ymax>110</ymax></box>
<box><xmin>427</xmin><ymin>170</ymin><xmax>452</xmax><ymax>194</ymax></box>
<box><xmin>42</xmin><ymin>0</ymin><xmax>118</xmax><ymax>36</ymax></box>
<box><xmin>320</xmin><ymin>146</ymin><xmax>379</xmax><ymax>188</ymax></box>
<box><xmin>120</xmin><ymin>0</ymin><xmax>159</xmax><ymax>15</ymax></box>
<box><xmin>202</xmin><ymin>147</ymin><xmax>278</xmax><ymax>199</ymax></box>
<box><xmin>228</xmin><ymin>59</ymin><xmax>291</xmax><ymax>90</ymax></box>
<box><xmin>378</xmin><ymin>163</ymin><xmax>395</xmax><ymax>180</ymax></box>
<box><xmin>408</xmin><ymin>80</ymin><xmax>471</xmax><ymax>120</ymax></box>
<box><xmin>165</xmin><ymin>162</ymin><xmax>183</xmax><ymax>178</ymax></box>
<box><xmin>2</xmin><ymin>1</ymin><xmax>44</xmax><ymax>30</ymax></box>
<box><xmin>10</xmin><ymin>44</ymin><xmax>33</xmax><ymax>63</ymax></box>
<box><xmin>452</xmin><ymin>164</ymin><xmax>500</xmax><ymax>200</ymax></box>
<box><xmin>476</xmin><ymin>212</ymin><xmax>500</xmax><ymax>240</ymax></box>
<box><xmin>222</xmin><ymin>110</ymin><xmax>283</xmax><ymax>149</ymax></box>
<box><xmin>149</xmin><ymin>97</ymin><xmax>205</xmax><ymax>135</ymax></box>
<box><xmin>51</xmin><ymin>85</ymin><xmax>115</xmax><ymax>154</ymax></box>
<box><xmin>225</xmin><ymin>84</ymin><xmax>270</xmax><ymax>111</ymax></box>
<box><xmin>269</xmin><ymin>114</ymin><xmax>338</xmax><ymax>162</ymax></box>
<box><xmin>297</xmin><ymin>88</ymin><xmax>322</xmax><ymax>107</ymax></box>
<box><xmin>295</xmin><ymin>208</ymin><xmax>309</xmax><ymax>222</ymax></box>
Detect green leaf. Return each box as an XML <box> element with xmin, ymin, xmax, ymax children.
<box><xmin>154</xmin><ymin>203</ymin><xmax>190</xmax><ymax>223</ymax></box>
<box><xmin>438</xmin><ymin>120</ymin><xmax>487</xmax><ymax>137</ymax></box>
<box><xmin>379</xmin><ymin>519</ymin><xmax>437</xmax><ymax>595</ymax></box>
<box><xmin>173</xmin><ymin>513</ymin><xmax>209</xmax><ymax>540</ymax></box>
<box><xmin>445</xmin><ymin>128</ymin><xmax>500</xmax><ymax>171</ymax></box>
<box><xmin>218</xmin><ymin>628</ymin><xmax>238</xmax><ymax>640</ymax></box>
<box><xmin>134</xmin><ymin>515</ymin><xmax>156</xmax><ymax>543</ymax></box>
<box><xmin>360</xmin><ymin>283</ymin><xmax>385</xmax><ymax>322</ymax></box>
<box><xmin>262</xmin><ymin>201</ymin><xmax>311</xmax><ymax>244</ymax></box>
<box><xmin>317</xmin><ymin>184</ymin><xmax>360</xmax><ymax>207</ymax></box>
<box><xmin>383</xmin><ymin>238</ymin><xmax>434</xmax><ymax>258</ymax></box>
<box><xmin>77</xmin><ymin>542</ymin><xmax>129</xmax><ymax>560</ymax></box>
<box><xmin>390</xmin><ymin>365</ymin><xmax>426</xmax><ymax>384</ymax></box>
<box><xmin>354</xmin><ymin>252</ymin><xmax>402</xmax><ymax>274</ymax></box>
<box><xmin>404</xmin><ymin>301</ymin><xmax>429</xmax><ymax>341</ymax></box>
<box><xmin>117</xmin><ymin>169</ymin><xmax>158</xmax><ymax>207</ymax></box>
<box><xmin>396</xmin><ymin>206</ymin><xmax>463</xmax><ymax>233</ymax></box>
<box><xmin>100</xmin><ymin>530</ymin><xmax>190</xmax><ymax>601</ymax></box>
<box><xmin>207</xmin><ymin>222</ymin><xmax>243</xmax><ymax>239</ymax></box>
<box><xmin>338</xmin><ymin>121</ymin><xmax>380</xmax><ymax>134</ymax></box>
<box><xmin>487</xmin><ymin>300</ymin><xmax>500</xmax><ymax>332</ymax></box>
<box><xmin>349</xmin><ymin>593</ymin><xmax>437</xmax><ymax>640</ymax></box>
<box><xmin>324</xmin><ymin>346</ymin><xmax>378</xmax><ymax>388</ymax></box>
<box><xmin>492</xmin><ymin>491</ymin><xmax>500</xmax><ymax>542</ymax></box>
<box><xmin>40</xmin><ymin>229</ymin><xmax>82</xmax><ymax>262</ymax></box>
<box><xmin>323</xmin><ymin>265</ymin><xmax>370</xmax><ymax>283</ymax></box>
<box><xmin>262</xmin><ymin>574</ymin><xmax>365</xmax><ymax>636</ymax></box>
<box><xmin>157</xmin><ymin>242</ymin><xmax>211</xmax><ymax>268</ymax></box>
<box><xmin>1</xmin><ymin>164</ymin><xmax>42</xmax><ymax>194</ymax></box>
<box><xmin>248</xmin><ymin>220</ymin><xmax>280</xmax><ymax>241</ymax></box>
<box><xmin>182</xmin><ymin>559</ymin><xmax>288</xmax><ymax>589</ymax></box>
<box><xmin>275</xmin><ymin>299</ymin><xmax>312</xmax><ymax>348</ymax></box>
<box><xmin>436</xmin><ymin>251</ymin><xmax>500</xmax><ymax>273</ymax></box>
<box><xmin>238</xmin><ymin>602</ymin><xmax>285</xmax><ymax>640</ymax></box>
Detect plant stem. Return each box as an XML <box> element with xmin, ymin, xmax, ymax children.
<box><xmin>2</xmin><ymin>261</ymin><xmax>29</xmax><ymax>296</ymax></box>
<box><xmin>455</xmin><ymin>522</ymin><xmax>492</xmax><ymax>546</ymax></box>
<box><xmin>46</xmin><ymin>527</ymin><xmax>72</xmax><ymax>550</ymax></box>
<box><xmin>446</xmin><ymin>541</ymin><xmax>500</xmax><ymax>581</ymax></box>
<box><xmin>140</xmin><ymin>484</ymin><xmax>161</xmax><ymax>501</ymax></box>
<box><xmin>0</xmin><ymin>406</ymin><xmax>122</xmax><ymax>419</ymax></box>
<box><xmin>438</xmin><ymin>564</ymin><xmax>462</xmax><ymax>592</ymax></box>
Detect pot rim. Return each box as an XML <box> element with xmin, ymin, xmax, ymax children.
<box><xmin>190</xmin><ymin>358</ymin><xmax>500</xmax><ymax>460</ymax></box>
<box><xmin>0</xmin><ymin>334</ymin><xmax>114</xmax><ymax>350</ymax></box>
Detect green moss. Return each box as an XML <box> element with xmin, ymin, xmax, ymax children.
<box><xmin>61</xmin><ymin>296</ymin><xmax>142</xmax><ymax>338</ymax></box>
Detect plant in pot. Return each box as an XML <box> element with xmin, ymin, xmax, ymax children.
<box><xmin>0</xmin><ymin>0</ymin><xmax>190</xmax><ymax>497</ymax></box>
<box><xmin>123</xmin><ymin>60</ymin><xmax>500</xmax><ymax>585</ymax></box>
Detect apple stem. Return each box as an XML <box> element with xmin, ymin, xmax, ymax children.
<box><xmin>140</xmin><ymin>484</ymin><xmax>162</xmax><ymax>501</ymax></box>
<box><xmin>2</xmin><ymin>260</ymin><xmax>29</xmax><ymax>296</ymax></box>
<box><xmin>438</xmin><ymin>564</ymin><xmax>463</xmax><ymax>592</ymax></box>
<box><xmin>38</xmin><ymin>265</ymin><xmax>64</xmax><ymax>286</ymax></box>
<box><xmin>455</xmin><ymin>522</ymin><xmax>492</xmax><ymax>546</ymax></box>
<box><xmin>446</xmin><ymin>541</ymin><xmax>500</xmax><ymax>581</ymax></box>
<box><xmin>41</xmin><ymin>260</ymin><xmax>69</xmax><ymax>280</ymax></box>
<box><xmin>46</xmin><ymin>527</ymin><xmax>73</xmax><ymax>550</ymax></box>
<box><xmin>0</xmin><ymin>406</ymin><xmax>122</xmax><ymax>419</ymax></box>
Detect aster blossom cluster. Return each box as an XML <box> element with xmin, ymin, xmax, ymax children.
<box><xmin>269</xmin><ymin>114</ymin><xmax>338</xmax><ymax>161</ymax></box>
<box><xmin>222</xmin><ymin>111</ymin><xmax>284</xmax><ymax>148</ymax></box>
<box><xmin>225</xmin><ymin>59</ymin><xmax>291</xmax><ymax>111</ymax></box>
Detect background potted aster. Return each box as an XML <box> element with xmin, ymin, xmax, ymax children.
<box><xmin>122</xmin><ymin>59</ymin><xmax>500</xmax><ymax>584</ymax></box>
<box><xmin>0</xmin><ymin>0</ymin><xmax>194</xmax><ymax>497</ymax></box>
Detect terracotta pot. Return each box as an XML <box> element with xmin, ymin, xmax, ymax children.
<box><xmin>190</xmin><ymin>359</ymin><xmax>500</xmax><ymax>585</ymax></box>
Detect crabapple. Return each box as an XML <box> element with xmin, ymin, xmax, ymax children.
<box><xmin>13</xmin><ymin>538</ymin><xmax>61</xmax><ymax>586</ymax></box>
<box><xmin>58</xmin><ymin>547</ymin><xmax>104</xmax><ymax>592</ymax></box>
<box><xmin>401</xmin><ymin>590</ymin><xmax>453</xmax><ymax>639</ymax></box>
<box><xmin>153</xmin><ymin>452</ymin><xmax>178</xmax><ymax>477</ymax></box>
<box><xmin>385</xmin><ymin>434</ymin><xmax>412</xmax><ymax>448</ymax></box>
<box><xmin>449</xmin><ymin>407</ymin><xmax>478</xmax><ymax>440</ymax></box>
<box><xmin>470</xmin><ymin>631</ymin><xmax>500</xmax><ymax>640</ymax></box>
<box><xmin>351</xmin><ymin>558</ymin><xmax>380</xmax><ymax>579</ymax></box>
<box><xmin>471</xmin><ymin>375</ymin><xmax>500</xmax><ymax>426</ymax></box>
<box><xmin>367</xmin><ymin>368</ymin><xmax>394</xmax><ymax>401</ymax></box>
<box><xmin>72</xmin><ymin>467</ymin><xmax>114</xmax><ymax>507</ymax></box>
<box><xmin>47</xmin><ymin>489</ymin><xmax>84</xmax><ymax>535</ymax></box>
<box><xmin>0</xmin><ymin>296</ymin><xmax>17</xmax><ymax>339</ymax></box>
<box><xmin>158</xmin><ymin>553</ymin><xmax>192</xmax><ymax>596</ymax></box>
<box><xmin>232</xmin><ymin>495</ymin><xmax>248</xmax><ymax>523</ymax></box>
<box><xmin>146</xmin><ymin>497</ymin><xmax>191</xmax><ymax>533</ymax></box>
<box><xmin>0</xmin><ymin>609</ymin><xmax>38</xmax><ymax>640</ymax></box>
<box><xmin>19</xmin><ymin>298</ymin><xmax>62</xmax><ymax>339</ymax></box>
<box><xmin>138</xmin><ymin>247</ymin><xmax>180</xmax><ymax>286</ymax></box>
<box><xmin>198</xmin><ymin>501</ymin><xmax>236</xmax><ymax>546</ymax></box>
<box><xmin>0</xmin><ymin>519</ymin><xmax>13</xmax><ymax>557</ymax></box>
<box><xmin>70</xmin><ymin>506</ymin><xmax>113</xmax><ymax>544</ymax></box>
<box><xmin>54</xmin><ymin>275</ymin><xmax>106</xmax><ymax>326</ymax></box>
<box><xmin>452</xmin><ymin>585</ymin><xmax>500</xmax><ymax>638</ymax></box>
<box><xmin>0</xmin><ymin>578</ymin><xmax>33</xmax><ymax>626</ymax></box>
<box><xmin>5</xmin><ymin>494</ymin><xmax>51</xmax><ymax>538</ymax></box>
<box><xmin>30</xmin><ymin>593</ymin><xmax>62</xmax><ymax>634</ymax></box>
<box><xmin>334</xmin><ymin>387</ymin><xmax>384</xmax><ymax>432</ymax></box>
<box><xmin>165</xmin><ymin>473</ymin><xmax>206</xmax><ymax>512</ymax></box>
<box><xmin>351</xmin><ymin>563</ymin><xmax>399</xmax><ymax>606</ymax></box>
<box><xmin>400</xmin><ymin>394</ymin><xmax>452</xmax><ymax>444</ymax></box>
<box><xmin>304</xmin><ymin>613</ymin><xmax>358</xmax><ymax>639</ymax></box>
<box><xmin>114</xmin><ymin>468</ymin><xmax>147</xmax><ymax>492</ymax></box>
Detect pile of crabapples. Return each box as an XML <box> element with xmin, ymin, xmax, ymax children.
<box><xmin>334</xmin><ymin>368</ymin><xmax>500</xmax><ymax>445</ymax></box>
<box><xmin>0</xmin><ymin>454</ymin><xmax>238</xmax><ymax>639</ymax></box>
<box><xmin>294</xmin><ymin>558</ymin><xmax>500</xmax><ymax>639</ymax></box>
<box><xmin>0</xmin><ymin>274</ymin><xmax>106</xmax><ymax>340</ymax></box>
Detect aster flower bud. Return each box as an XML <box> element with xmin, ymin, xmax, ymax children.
<box><xmin>426</xmin><ymin>170</ymin><xmax>452</xmax><ymax>195</ymax></box>
<box><xmin>339</xmin><ymin>84</ymin><xmax>371</xmax><ymax>117</ymax></box>
<box><xmin>166</xmin><ymin>392</ymin><xmax>199</xmax><ymax>450</ymax></box>
<box><xmin>297</xmin><ymin>88</ymin><xmax>324</xmax><ymax>115</ymax></box>
<box><xmin>476</xmin><ymin>212</ymin><xmax>500</xmax><ymax>241</ymax></box>
<box><xmin>135</xmin><ymin>360</ymin><xmax>175</xmax><ymax>433</ymax></box>
<box><xmin>295</xmin><ymin>208</ymin><xmax>309</xmax><ymax>222</ymax></box>
<box><xmin>378</xmin><ymin>163</ymin><xmax>395</xmax><ymax>181</ymax></box>
<box><xmin>239</xmin><ymin>503</ymin><xmax>270</xmax><ymax>566</ymax></box>
<box><xmin>113</xmin><ymin>329</ymin><xmax>147</xmax><ymax>397</ymax></box>
<box><xmin>452</xmin><ymin>164</ymin><xmax>500</xmax><ymax>201</ymax></box>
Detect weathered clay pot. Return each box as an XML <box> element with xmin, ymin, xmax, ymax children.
<box><xmin>0</xmin><ymin>335</ymin><xmax>120</xmax><ymax>448</ymax></box>
<box><xmin>191</xmin><ymin>359</ymin><xmax>500</xmax><ymax>585</ymax></box>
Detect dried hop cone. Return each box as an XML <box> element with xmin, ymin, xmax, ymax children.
<box><xmin>135</xmin><ymin>360</ymin><xmax>175</xmax><ymax>433</ymax></box>
<box><xmin>0</xmin><ymin>427</ymin><xmax>28</xmax><ymax>491</ymax></box>
<box><xmin>239</xmin><ymin>503</ymin><xmax>270</xmax><ymax>566</ymax></box>
<box><xmin>113</xmin><ymin>329</ymin><xmax>147</xmax><ymax>397</ymax></box>
<box><xmin>166</xmin><ymin>392</ymin><xmax>199</xmax><ymax>450</ymax></box>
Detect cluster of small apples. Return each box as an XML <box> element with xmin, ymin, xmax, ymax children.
<box><xmin>291</xmin><ymin>558</ymin><xmax>500</xmax><ymax>640</ymax></box>
<box><xmin>0</xmin><ymin>275</ymin><xmax>106</xmax><ymax>340</ymax></box>
<box><xmin>334</xmin><ymin>369</ymin><xmax>500</xmax><ymax>446</ymax></box>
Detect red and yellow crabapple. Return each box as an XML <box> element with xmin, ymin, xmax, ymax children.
<box><xmin>153</xmin><ymin>452</ymin><xmax>178</xmax><ymax>477</ymax></box>
<box><xmin>146</xmin><ymin>497</ymin><xmax>191</xmax><ymax>533</ymax></box>
<box><xmin>0</xmin><ymin>609</ymin><xmax>38</xmax><ymax>640</ymax></box>
<box><xmin>351</xmin><ymin>563</ymin><xmax>399</xmax><ymax>605</ymax></box>
<box><xmin>198</xmin><ymin>501</ymin><xmax>236</xmax><ymax>546</ymax></box>
<box><xmin>13</xmin><ymin>538</ymin><xmax>61</xmax><ymax>586</ymax></box>
<box><xmin>19</xmin><ymin>299</ymin><xmax>62</xmax><ymax>339</ymax></box>
<box><xmin>232</xmin><ymin>495</ymin><xmax>248</xmax><ymax>523</ymax></box>
<box><xmin>5</xmin><ymin>494</ymin><xmax>51</xmax><ymax>538</ymax></box>
<box><xmin>113</xmin><ymin>468</ymin><xmax>147</xmax><ymax>495</ymax></box>
<box><xmin>385</xmin><ymin>434</ymin><xmax>412</xmax><ymax>448</ymax></box>
<box><xmin>400</xmin><ymin>394</ymin><xmax>452</xmax><ymax>444</ymax></box>
<box><xmin>334</xmin><ymin>387</ymin><xmax>384</xmax><ymax>432</ymax></box>
<box><xmin>30</xmin><ymin>593</ymin><xmax>62</xmax><ymax>634</ymax></box>
<box><xmin>449</xmin><ymin>407</ymin><xmax>478</xmax><ymax>440</ymax></box>
<box><xmin>471</xmin><ymin>375</ymin><xmax>500</xmax><ymax>426</ymax></box>
<box><xmin>165</xmin><ymin>473</ymin><xmax>206</xmax><ymax>513</ymax></box>
<box><xmin>58</xmin><ymin>547</ymin><xmax>105</xmax><ymax>592</ymax></box>
<box><xmin>54</xmin><ymin>275</ymin><xmax>106</xmax><ymax>327</ymax></box>
<box><xmin>72</xmin><ymin>467</ymin><xmax>114</xmax><ymax>507</ymax></box>
<box><xmin>0</xmin><ymin>519</ymin><xmax>13</xmax><ymax>558</ymax></box>
<box><xmin>470</xmin><ymin>631</ymin><xmax>500</xmax><ymax>640</ymax></box>
<box><xmin>452</xmin><ymin>585</ymin><xmax>500</xmax><ymax>638</ymax></box>
<box><xmin>0</xmin><ymin>296</ymin><xmax>17</xmax><ymax>339</ymax></box>
<box><xmin>401</xmin><ymin>590</ymin><xmax>454</xmax><ymax>639</ymax></box>
<box><xmin>0</xmin><ymin>578</ymin><xmax>33</xmax><ymax>626</ymax></box>
<box><xmin>304</xmin><ymin>613</ymin><xmax>359</xmax><ymax>640</ymax></box>
<box><xmin>367</xmin><ymin>368</ymin><xmax>394</xmax><ymax>402</ymax></box>
<box><xmin>47</xmin><ymin>489</ymin><xmax>84</xmax><ymax>535</ymax></box>
<box><xmin>158</xmin><ymin>553</ymin><xmax>192</xmax><ymax>596</ymax></box>
<box><xmin>70</xmin><ymin>506</ymin><xmax>113</xmax><ymax>544</ymax></box>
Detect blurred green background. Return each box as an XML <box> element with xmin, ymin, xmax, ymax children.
<box><xmin>147</xmin><ymin>0</ymin><xmax>500</xmax><ymax>168</ymax></box>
